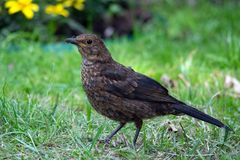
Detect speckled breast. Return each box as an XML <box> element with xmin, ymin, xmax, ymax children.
<box><xmin>81</xmin><ymin>63</ymin><xmax>134</xmax><ymax>122</ymax></box>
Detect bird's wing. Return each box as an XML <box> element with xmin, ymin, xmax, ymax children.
<box><xmin>101</xmin><ymin>66</ymin><xmax>179</xmax><ymax>103</ymax></box>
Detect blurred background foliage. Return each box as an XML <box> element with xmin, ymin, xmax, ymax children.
<box><xmin>0</xmin><ymin>0</ymin><xmax>239</xmax><ymax>42</ymax></box>
<box><xmin>0</xmin><ymin>0</ymin><xmax>151</xmax><ymax>41</ymax></box>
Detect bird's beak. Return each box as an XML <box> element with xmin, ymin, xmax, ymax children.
<box><xmin>65</xmin><ymin>37</ymin><xmax>78</xmax><ymax>45</ymax></box>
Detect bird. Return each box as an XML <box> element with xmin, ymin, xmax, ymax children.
<box><xmin>65</xmin><ymin>34</ymin><xmax>231</xmax><ymax>146</ymax></box>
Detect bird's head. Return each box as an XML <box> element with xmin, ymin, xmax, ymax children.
<box><xmin>65</xmin><ymin>34</ymin><xmax>112</xmax><ymax>63</ymax></box>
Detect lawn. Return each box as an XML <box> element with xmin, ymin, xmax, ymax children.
<box><xmin>0</xmin><ymin>2</ymin><xmax>240</xmax><ymax>159</ymax></box>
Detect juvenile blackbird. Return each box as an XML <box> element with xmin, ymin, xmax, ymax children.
<box><xmin>66</xmin><ymin>34</ymin><xmax>231</xmax><ymax>146</ymax></box>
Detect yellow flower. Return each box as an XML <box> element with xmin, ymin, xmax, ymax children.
<box><xmin>45</xmin><ymin>4</ymin><xmax>69</xmax><ymax>17</ymax></box>
<box><xmin>61</xmin><ymin>0</ymin><xmax>74</xmax><ymax>7</ymax></box>
<box><xmin>74</xmin><ymin>0</ymin><xmax>85</xmax><ymax>10</ymax></box>
<box><xmin>58</xmin><ymin>0</ymin><xmax>85</xmax><ymax>10</ymax></box>
<box><xmin>5</xmin><ymin>0</ymin><xmax>39</xmax><ymax>19</ymax></box>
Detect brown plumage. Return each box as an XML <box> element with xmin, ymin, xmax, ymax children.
<box><xmin>66</xmin><ymin>34</ymin><xmax>231</xmax><ymax>146</ymax></box>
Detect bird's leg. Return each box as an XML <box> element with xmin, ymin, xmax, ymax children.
<box><xmin>133</xmin><ymin>119</ymin><xmax>143</xmax><ymax>146</ymax></box>
<box><xmin>105</xmin><ymin>122</ymin><xmax>126</xmax><ymax>144</ymax></box>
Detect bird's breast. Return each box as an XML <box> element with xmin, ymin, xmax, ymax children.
<box><xmin>81</xmin><ymin>63</ymin><xmax>109</xmax><ymax>93</ymax></box>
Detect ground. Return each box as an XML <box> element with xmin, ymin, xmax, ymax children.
<box><xmin>0</xmin><ymin>3</ymin><xmax>240</xmax><ymax>159</ymax></box>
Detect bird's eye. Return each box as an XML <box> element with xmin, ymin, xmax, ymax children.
<box><xmin>87</xmin><ymin>40</ymin><xmax>92</xmax><ymax>44</ymax></box>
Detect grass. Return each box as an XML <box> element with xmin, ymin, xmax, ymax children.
<box><xmin>0</xmin><ymin>2</ymin><xmax>240</xmax><ymax>159</ymax></box>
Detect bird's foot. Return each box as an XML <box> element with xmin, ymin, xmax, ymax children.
<box><xmin>98</xmin><ymin>138</ymin><xmax>111</xmax><ymax>144</ymax></box>
<box><xmin>104</xmin><ymin>138</ymin><xmax>111</xmax><ymax>144</ymax></box>
<box><xmin>97</xmin><ymin>138</ymin><xmax>111</xmax><ymax>148</ymax></box>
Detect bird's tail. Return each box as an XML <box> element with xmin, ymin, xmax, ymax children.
<box><xmin>172</xmin><ymin>103</ymin><xmax>232</xmax><ymax>131</ymax></box>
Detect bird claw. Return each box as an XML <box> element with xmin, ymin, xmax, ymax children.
<box><xmin>104</xmin><ymin>138</ymin><xmax>111</xmax><ymax>144</ymax></box>
<box><xmin>98</xmin><ymin>138</ymin><xmax>110</xmax><ymax>144</ymax></box>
